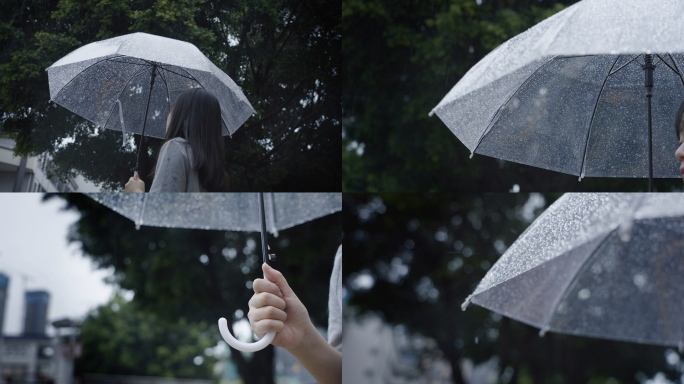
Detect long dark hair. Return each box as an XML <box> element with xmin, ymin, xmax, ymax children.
<box><xmin>676</xmin><ymin>99</ymin><xmax>684</xmax><ymax>139</ymax></box>
<box><xmin>154</xmin><ymin>88</ymin><xmax>229</xmax><ymax>191</ymax></box>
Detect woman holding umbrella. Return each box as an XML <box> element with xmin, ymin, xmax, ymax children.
<box><xmin>124</xmin><ymin>88</ymin><xmax>230</xmax><ymax>192</ymax></box>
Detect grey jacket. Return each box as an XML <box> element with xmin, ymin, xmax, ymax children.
<box><xmin>149</xmin><ymin>138</ymin><xmax>203</xmax><ymax>192</ymax></box>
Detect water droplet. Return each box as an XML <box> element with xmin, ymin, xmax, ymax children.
<box><xmin>633</xmin><ymin>273</ymin><xmax>647</xmax><ymax>289</ymax></box>
<box><xmin>578</xmin><ymin>288</ymin><xmax>591</xmax><ymax>300</ymax></box>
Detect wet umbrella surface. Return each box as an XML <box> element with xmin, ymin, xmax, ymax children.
<box><xmin>463</xmin><ymin>193</ymin><xmax>684</xmax><ymax>349</ymax></box>
<box><xmin>90</xmin><ymin>192</ymin><xmax>341</xmax><ymax>352</ymax></box>
<box><xmin>88</xmin><ymin>192</ymin><xmax>341</xmax><ymax>235</ymax></box>
<box><xmin>430</xmin><ymin>0</ymin><xmax>684</xmax><ymax>189</ymax></box>
<box><xmin>47</xmin><ymin>32</ymin><xmax>255</xmax><ymax>171</ymax></box>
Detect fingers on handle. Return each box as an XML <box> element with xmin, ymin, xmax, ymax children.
<box><xmin>249</xmin><ymin>292</ymin><xmax>286</xmax><ymax>311</ymax></box>
<box><xmin>252</xmin><ymin>278</ymin><xmax>283</xmax><ymax>298</ymax></box>
<box><xmin>262</xmin><ymin>263</ymin><xmax>294</xmax><ymax>296</ymax></box>
<box><xmin>250</xmin><ymin>318</ymin><xmax>285</xmax><ymax>337</ymax></box>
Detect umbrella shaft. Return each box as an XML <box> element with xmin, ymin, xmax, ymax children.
<box><xmin>259</xmin><ymin>192</ymin><xmax>269</xmax><ymax>265</ymax></box>
<box><xmin>644</xmin><ymin>55</ymin><xmax>654</xmax><ymax>192</ymax></box>
<box><xmin>135</xmin><ymin>64</ymin><xmax>158</xmax><ymax>173</ymax></box>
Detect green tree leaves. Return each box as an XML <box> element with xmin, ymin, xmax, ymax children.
<box><xmin>76</xmin><ymin>294</ymin><xmax>216</xmax><ymax>378</ymax></box>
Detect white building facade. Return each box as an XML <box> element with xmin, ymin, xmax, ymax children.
<box><xmin>0</xmin><ymin>136</ymin><xmax>101</xmax><ymax>192</ymax></box>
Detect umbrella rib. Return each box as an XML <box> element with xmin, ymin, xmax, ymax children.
<box><xmin>577</xmin><ymin>55</ymin><xmax>621</xmax><ymax>179</ymax></box>
<box><xmin>138</xmin><ymin>64</ymin><xmax>234</xmax><ymax>135</ymax></box>
<box><xmin>538</xmin><ymin>228</ymin><xmax>616</xmax><ymax>335</ymax></box>
<box><xmin>50</xmin><ymin>54</ymin><xmax>128</xmax><ymax>101</ymax></box>
<box><xmin>158</xmin><ymin>65</ymin><xmax>199</xmax><ymax>82</ymax></box>
<box><xmin>103</xmin><ymin>57</ymin><xmax>150</xmax><ymax>67</ymax></box>
<box><xmin>101</xmin><ymin>65</ymin><xmax>156</xmax><ymax>133</ymax></box>
<box><xmin>555</xmin><ymin>54</ymin><xmax>600</xmax><ymax>59</ymax></box>
<box><xmin>665</xmin><ymin>54</ymin><xmax>684</xmax><ymax>87</ymax></box>
<box><xmin>155</xmin><ymin>65</ymin><xmax>173</xmax><ymax>110</ymax></box>
<box><xmin>179</xmin><ymin>68</ymin><xmax>233</xmax><ymax>137</ymax></box>
<box><xmin>657</xmin><ymin>55</ymin><xmax>681</xmax><ymax>78</ymax></box>
<box><xmin>607</xmin><ymin>54</ymin><xmax>640</xmax><ymax>77</ymax></box>
<box><xmin>156</xmin><ymin>64</ymin><xmax>235</xmax><ymax>135</ymax></box>
<box><xmin>471</xmin><ymin>57</ymin><xmax>556</xmax><ymax>154</ymax></box>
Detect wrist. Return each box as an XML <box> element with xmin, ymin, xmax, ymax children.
<box><xmin>289</xmin><ymin>321</ymin><xmax>324</xmax><ymax>357</ymax></box>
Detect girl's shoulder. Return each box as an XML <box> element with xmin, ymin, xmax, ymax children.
<box><xmin>161</xmin><ymin>137</ymin><xmax>192</xmax><ymax>155</ymax></box>
<box><xmin>165</xmin><ymin>137</ymin><xmax>190</xmax><ymax>146</ymax></box>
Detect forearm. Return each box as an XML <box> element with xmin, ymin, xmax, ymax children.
<box><xmin>288</xmin><ymin>324</ymin><xmax>342</xmax><ymax>384</ymax></box>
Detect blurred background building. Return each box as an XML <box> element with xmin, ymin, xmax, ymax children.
<box><xmin>0</xmin><ymin>273</ymin><xmax>80</xmax><ymax>384</ymax></box>
<box><xmin>0</xmin><ymin>137</ymin><xmax>101</xmax><ymax>192</ymax></box>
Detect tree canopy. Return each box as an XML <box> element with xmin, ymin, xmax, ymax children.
<box><xmin>343</xmin><ymin>193</ymin><xmax>678</xmax><ymax>383</ymax></box>
<box><xmin>50</xmin><ymin>193</ymin><xmax>341</xmax><ymax>384</ymax></box>
<box><xmin>342</xmin><ymin>0</ymin><xmax>684</xmax><ymax>192</ymax></box>
<box><xmin>2</xmin><ymin>0</ymin><xmax>340</xmax><ymax>191</ymax></box>
<box><xmin>75</xmin><ymin>294</ymin><xmax>217</xmax><ymax>379</ymax></box>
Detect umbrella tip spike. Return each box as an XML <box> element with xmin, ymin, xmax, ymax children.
<box><xmin>428</xmin><ymin>110</ymin><xmax>435</xmax><ymax>117</ymax></box>
<box><xmin>539</xmin><ymin>326</ymin><xmax>549</xmax><ymax>337</ymax></box>
<box><xmin>469</xmin><ymin>152</ymin><xmax>474</xmax><ymax>159</ymax></box>
<box><xmin>461</xmin><ymin>296</ymin><xmax>472</xmax><ymax>311</ymax></box>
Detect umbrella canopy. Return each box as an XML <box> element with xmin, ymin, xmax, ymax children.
<box><xmin>430</xmin><ymin>0</ymin><xmax>684</xmax><ymax>185</ymax></box>
<box><xmin>463</xmin><ymin>193</ymin><xmax>684</xmax><ymax>349</ymax></box>
<box><xmin>88</xmin><ymin>192</ymin><xmax>342</xmax><ymax>235</ymax></box>
<box><xmin>47</xmin><ymin>32</ymin><xmax>254</xmax><ymax>139</ymax></box>
<box><xmin>90</xmin><ymin>192</ymin><xmax>341</xmax><ymax>352</ymax></box>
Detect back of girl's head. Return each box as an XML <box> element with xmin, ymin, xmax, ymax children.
<box><xmin>165</xmin><ymin>88</ymin><xmax>229</xmax><ymax>191</ymax></box>
<box><xmin>675</xmin><ymin>99</ymin><xmax>684</xmax><ymax>139</ymax></box>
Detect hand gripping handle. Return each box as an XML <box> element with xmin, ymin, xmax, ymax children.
<box><xmin>218</xmin><ymin>194</ymin><xmax>276</xmax><ymax>353</ymax></box>
<box><xmin>217</xmin><ymin>270</ymin><xmax>275</xmax><ymax>352</ymax></box>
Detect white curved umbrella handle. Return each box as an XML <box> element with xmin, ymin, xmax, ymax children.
<box><xmin>219</xmin><ymin>194</ymin><xmax>277</xmax><ymax>353</ymax></box>
<box><xmin>218</xmin><ymin>318</ymin><xmax>275</xmax><ymax>352</ymax></box>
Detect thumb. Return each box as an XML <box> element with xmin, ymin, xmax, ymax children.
<box><xmin>262</xmin><ymin>263</ymin><xmax>295</xmax><ymax>297</ymax></box>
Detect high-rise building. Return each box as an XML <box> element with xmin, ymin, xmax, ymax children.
<box><xmin>0</xmin><ymin>272</ymin><xmax>8</xmax><ymax>334</ymax></box>
<box><xmin>23</xmin><ymin>290</ymin><xmax>50</xmax><ymax>336</ymax></box>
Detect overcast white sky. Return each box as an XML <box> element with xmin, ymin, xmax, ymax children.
<box><xmin>0</xmin><ymin>194</ymin><xmax>114</xmax><ymax>336</ymax></box>
<box><xmin>0</xmin><ymin>194</ymin><xmax>259</xmax><ymax>342</ymax></box>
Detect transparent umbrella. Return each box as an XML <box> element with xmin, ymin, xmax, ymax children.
<box><xmin>89</xmin><ymin>192</ymin><xmax>341</xmax><ymax>352</ymax></box>
<box><xmin>430</xmin><ymin>0</ymin><xmax>684</xmax><ymax>191</ymax></box>
<box><xmin>462</xmin><ymin>193</ymin><xmax>684</xmax><ymax>350</ymax></box>
<box><xmin>48</xmin><ymin>32</ymin><xmax>254</xmax><ymax>173</ymax></box>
